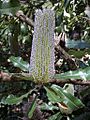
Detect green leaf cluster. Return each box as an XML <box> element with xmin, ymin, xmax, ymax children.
<box><xmin>45</xmin><ymin>84</ymin><xmax>84</xmax><ymax>114</ymax></box>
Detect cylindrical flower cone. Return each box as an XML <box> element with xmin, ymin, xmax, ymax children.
<box><xmin>30</xmin><ymin>9</ymin><xmax>55</xmax><ymax>83</ymax></box>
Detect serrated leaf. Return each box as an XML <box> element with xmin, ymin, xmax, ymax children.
<box><xmin>44</xmin><ymin>86</ymin><xmax>64</xmax><ymax>103</ymax></box>
<box><xmin>0</xmin><ymin>91</ymin><xmax>31</xmax><ymax>105</ymax></box>
<box><xmin>52</xmin><ymin>85</ymin><xmax>84</xmax><ymax>111</ymax></box>
<box><xmin>28</xmin><ymin>96</ymin><xmax>37</xmax><ymax>119</ymax></box>
<box><xmin>45</xmin><ymin>85</ymin><xmax>84</xmax><ymax>114</ymax></box>
<box><xmin>54</xmin><ymin>67</ymin><xmax>90</xmax><ymax>81</ymax></box>
<box><xmin>9</xmin><ymin>56</ymin><xmax>29</xmax><ymax>72</ymax></box>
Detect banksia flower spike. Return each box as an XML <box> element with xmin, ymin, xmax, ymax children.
<box><xmin>30</xmin><ymin>9</ymin><xmax>55</xmax><ymax>83</ymax></box>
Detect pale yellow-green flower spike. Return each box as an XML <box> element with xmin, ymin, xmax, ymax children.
<box><xmin>30</xmin><ymin>9</ymin><xmax>55</xmax><ymax>83</ymax></box>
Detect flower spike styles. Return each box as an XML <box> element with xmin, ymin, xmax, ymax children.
<box><xmin>30</xmin><ymin>9</ymin><xmax>55</xmax><ymax>83</ymax></box>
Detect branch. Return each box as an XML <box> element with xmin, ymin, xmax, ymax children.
<box><xmin>55</xmin><ymin>45</ymin><xmax>78</xmax><ymax>70</ymax></box>
<box><xmin>0</xmin><ymin>72</ymin><xmax>90</xmax><ymax>85</ymax></box>
<box><xmin>55</xmin><ymin>45</ymin><xmax>71</xmax><ymax>60</ymax></box>
<box><xmin>49</xmin><ymin>79</ymin><xmax>90</xmax><ymax>86</ymax></box>
<box><xmin>16</xmin><ymin>11</ymin><xmax>34</xmax><ymax>27</ymax></box>
<box><xmin>0</xmin><ymin>72</ymin><xmax>33</xmax><ymax>82</ymax></box>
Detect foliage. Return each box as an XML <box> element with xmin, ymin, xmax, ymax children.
<box><xmin>0</xmin><ymin>0</ymin><xmax>90</xmax><ymax>120</ymax></box>
<box><xmin>54</xmin><ymin>66</ymin><xmax>90</xmax><ymax>81</ymax></box>
<box><xmin>0</xmin><ymin>90</ymin><xmax>32</xmax><ymax>105</ymax></box>
<box><xmin>45</xmin><ymin>85</ymin><xmax>84</xmax><ymax>114</ymax></box>
<box><xmin>9</xmin><ymin>56</ymin><xmax>29</xmax><ymax>72</ymax></box>
<box><xmin>28</xmin><ymin>95</ymin><xmax>37</xmax><ymax>119</ymax></box>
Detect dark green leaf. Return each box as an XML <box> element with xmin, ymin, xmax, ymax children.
<box><xmin>51</xmin><ymin>85</ymin><xmax>84</xmax><ymax>110</ymax></box>
<box><xmin>9</xmin><ymin>56</ymin><xmax>29</xmax><ymax>72</ymax></box>
<box><xmin>0</xmin><ymin>91</ymin><xmax>31</xmax><ymax>105</ymax></box>
<box><xmin>45</xmin><ymin>85</ymin><xmax>84</xmax><ymax>114</ymax></box>
<box><xmin>54</xmin><ymin>67</ymin><xmax>90</xmax><ymax>81</ymax></box>
<box><xmin>44</xmin><ymin>86</ymin><xmax>64</xmax><ymax>103</ymax></box>
<box><xmin>28</xmin><ymin>96</ymin><xmax>37</xmax><ymax>119</ymax></box>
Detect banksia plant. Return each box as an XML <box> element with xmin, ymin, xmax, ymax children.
<box><xmin>30</xmin><ymin>9</ymin><xmax>55</xmax><ymax>83</ymax></box>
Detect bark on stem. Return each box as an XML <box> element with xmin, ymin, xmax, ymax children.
<box><xmin>16</xmin><ymin>11</ymin><xmax>34</xmax><ymax>27</ymax></box>
<box><xmin>0</xmin><ymin>72</ymin><xmax>90</xmax><ymax>85</ymax></box>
